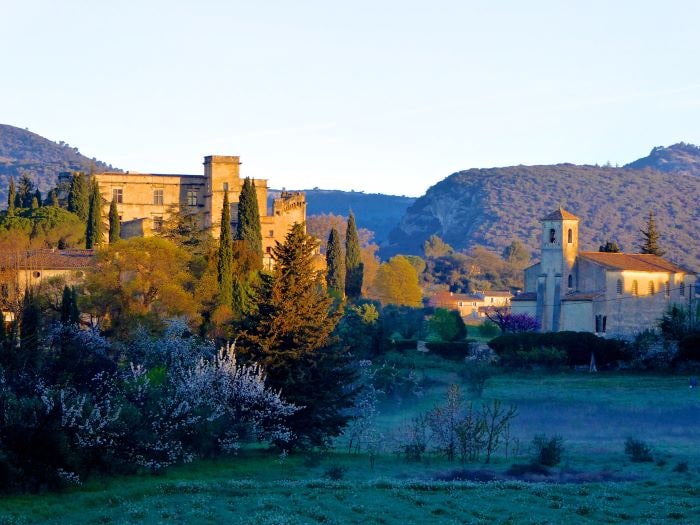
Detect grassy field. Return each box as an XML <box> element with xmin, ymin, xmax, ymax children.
<box><xmin>2</xmin><ymin>355</ymin><xmax>700</xmax><ymax>524</ymax></box>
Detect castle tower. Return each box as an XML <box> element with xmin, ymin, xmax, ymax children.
<box><xmin>536</xmin><ymin>208</ymin><xmax>579</xmax><ymax>331</ymax></box>
<box><xmin>203</xmin><ymin>155</ymin><xmax>241</xmax><ymax>239</ymax></box>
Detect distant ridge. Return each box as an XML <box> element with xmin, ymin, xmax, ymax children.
<box><xmin>0</xmin><ymin>123</ymin><xmax>118</xmax><ymax>205</ymax></box>
<box><xmin>624</xmin><ymin>143</ymin><xmax>700</xmax><ymax>174</ymax></box>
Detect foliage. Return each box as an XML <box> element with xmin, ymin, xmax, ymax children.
<box><xmin>67</xmin><ymin>172</ymin><xmax>89</xmax><ymax>221</ymax></box>
<box><xmin>625</xmin><ymin>438</ymin><xmax>654</xmax><ymax>463</ymax></box>
<box><xmin>427</xmin><ymin>308</ymin><xmax>466</xmax><ymax>342</ymax></box>
<box><xmin>108</xmin><ymin>196</ymin><xmax>120</xmax><ymax>243</ymax></box>
<box><xmin>676</xmin><ymin>333</ymin><xmax>700</xmax><ymax>363</ymax></box>
<box><xmin>0</xmin><ymin>205</ymin><xmax>84</xmax><ymax>248</ymax></box>
<box><xmin>477</xmin><ymin>320</ymin><xmax>500</xmax><ymax>339</ymax></box>
<box><xmin>532</xmin><ymin>435</ymin><xmax>563</xmax><ymax>466</ymax></box>
<box><xmin>369</xmin><ymin>255</ymin><xmax>422</xmax><ymax>307</ymax></box>
<box><xmin>424</xmin><ymin>341</ymin><xmax>473</xmax><ymax>361</ymax></box>
<box><xmin>659</xmin><ymin>304</ymin><xmax>693</xmax><ymax>341</ymax></box>
<box><xmin>158</xmin><ymin>205</ymin><xmax>210</xmax><ymax>254</ymax></box>
<box><xmin>486</xmin><ymin>310</ymin><xmax>539</xmax><ymax>333</ymax></box>
<box><xmin>236</xmin><ymin>177</ymin><xmax>262</xmax><ymax>259</ymax></box>
<box><xmin>345</xmin><ymin>212</ymin><xmax>364</xmax><ymax>299</ymax></box>
<box><xmin>7</xmin><ymin>177</ymin><xmax>16</xmax><ymax>215</ymax></box>
<box><xmin>325</xmin><ymin>227</ymin><xmax>345</xmax><ymax>297</ymax></box>
<box><xmin>459</xmin><ymin>360</ymin><xmax>494</xmax><ymax>398</ymax></box>
<box><xmin>599</xmin><ymin>241</ymin><xmax>621</xmax><ymax>252</ymax></box>
<box><xmin>335</xmin><ymin>301</ymin><xmax>381</xmax><ymax>357</ymax></box>
<box><xmin>639</xmin><ymin>210</ymin><xmax>665</xmax><ymax>256</ymax></box>
<box><xmin>217</xmin><ymin>192</ymin><xmax>233</xmax><ymax>308</ymax></box>
<box><xmin>59</xmin><ymin>286</ymin><xmax>80</xmax><ymax>325</ymax></box>
<box><xmin>85</xmin><ymin>178</ymin><xmax>103</xmax><ymax>249</ymax></box>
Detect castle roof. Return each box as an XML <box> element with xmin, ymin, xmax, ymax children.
<box><xmin>0</xmin><ymin>249</ymin><xmax>96</xmax><ymax>270</ymax></box>
<box><xmin>542</xmin><ymin>208</ymin><xmax>579</xmax><ymax>221</ymax></box>
<box><xmin>579</xmin><ymin>252</ymin><xmax>690</xmax><ymax>273</ymax></box>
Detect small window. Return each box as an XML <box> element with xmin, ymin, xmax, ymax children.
<box><xmin>567</xmin><ymin>274</ymin><xmax>573</xmax><ymax>289</ymax></box>
<box><xmin>632</xmin><ymin>280</ymin><xmax>639</xmax><ymax>296</ymax></box>
<box><xmin>113</xmin><ymin>188</ymin><xmax>123</xmax><ymax>204</ymax></box>
<box><xmin>223</xmin><ymin>182</ymin><xmax>229</xmax><ymax>192</ymax></box>
<box><xmin>153</xmin><ymin>189</ymin><xmax>164</xmax><ymax>205</ymax></box>
<box><xmin>268</xmin><ymin>230</ymin><xmax>274</xmax><ymax>238</ymax></box>
<box><xmin>549</xmin><ymin>228</ymin><xmax>556</xmax><ymax>243</ymax></box>
<box><xmin>567</xmin><ymin>228</ymin><xmax>573</xmax><ymax>244</ymax></box>
<box><xmin>602</xmin><ymin>316</ymin><xmax>607</xmax><ymax>333</ymax></box>
<box><xmin>187</xmin><ymin>190</ymin><xmax>198</xmax><ymax>206</ymax></box>
<box><xmin>153</xmin><ymin>216</ymin><xmax>163</xmax><ymax>231</ymax></box>
<box><xmin>665</xmin><ymin>282</ymin><xmax>670</xmax><ymax>297</ymax></box>
<box><xmin>118</xmin><ymin>215</ymin><xmax>122</xmax><ymax>221</ymax></box>
<box><xmin>680</xmin><ymin>283</ymin><xmax>685</xmax><ymax>297</ymax></box>
<box><xmin>266</xmin><ymin>246</ymin><xmax>272</xmax><ymax>254</ymax></box>
<box><xmin>616</xmin><ymin>278</ymin><xmax>623</xmax><ymax>295</ymax></box>
<box><xmin>595</xmin><ymin>314</ymin><xmax>601</xmax><ymax>332</ymax></box>
<box><xmin>648</xmin><ymin>281</ymin><xmax>655</xmax><ymax>295</ymax></box>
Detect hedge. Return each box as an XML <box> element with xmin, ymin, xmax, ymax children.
<box><xmin>424</xmin><ymin>341</ymin><xmax>474</xmax><ymax>360</ymax></box>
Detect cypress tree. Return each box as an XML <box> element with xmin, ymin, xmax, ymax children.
<box><xmin>33</xmin><ymin>189</ymin><xmax>42</xmax><ymax>207</ymax></box>
<box><xmin>60</xmin><ymin>285</ymin><xmax>72</xmax><ymax>324</ymax></box>
<box><xmin>68</xmin><ymin>172</ymin><xmax>89</xmax><ymax>220</ymax></box>
<box><xmin>326</xmin><ymin>227</ymin><xmax>345</xmax><ymax>297</ymax></box>
<box><xmin>20</xmin><ymin>288</ymin><xmax>40</xmax><ymax>357</ymax></box>
<box><xmin>70</xmin><ymin>287</ymin><xmax>80</xmax><ymax>324</ymax></box>
<box><xmin>17</xmin><ymin>173</ymin><xmax>35</xmax><ymax>208</ymax></box>
<box><xmin>85</xmin><ymin>178</ymin><xmax>104</xmax><ymax>249</ymax></box>
<box><xmin>236</xmin><ymin>177</ymin><xmax>263</xmax><ymax>259</ymax></box>
<box><xmin>108</xmin><ymin>196</ymin><xmax>120</xmax><ymax>243</ymax></box>
<box><xmin>49</xmin><ymin>189</ymin><xmax>59</xmax><ymax>206</ymax></box>
<box><xmin>30</xmin><ymin>196</ymin><xmax>39</xmax><ymax>210</ymax></box>
<box><xmin>639</xmin><ymin>210</ymin><xmax>665</xmax><ymax>256</ymax></box>
<box><xmin>7</xmin><ymin>177</ymin><xmax>16</xmax><ymax>215</ymax></box>
<box><xmin>344</xmin><ymin>212</ymin><xmax>364</xmax><ymax>299</ymax></box>
<box><xmin>217</xmin><ymin>191</ymin><xmax>234</xmax><ymax>307</ymax></box>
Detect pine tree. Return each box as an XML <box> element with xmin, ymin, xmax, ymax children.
<box><xmin>108</xmin><ymin>196</ymin><xmax>120</xmax><ymax>243</ymax></box>
<box><xmin>217</xmin><ymin>191</ymin><xmax>234</xmax><ymax>307</ymax></box>
<box><xmin>345</xmin><ymin>212</ymin><xmax>364</xmax><ymax>299</ymax></box>
<box><xmin>326</xmin><ymin>227</ymin><xmax>345</xmax><ymax>297</ymax></box>
<box><xmin>639</xmin><ymin>210</ymin><xmax>666</xmax><ymax>256</ymax></box>
<box><xmin>236</xmin><ymin>177</ymin><xmax>263</xmax><ymax>260</ymax></box>
<box><xmin>68</xmin><ymin>172</ymin><xmax>89</xmax><ymax>220</ymax></box>
<box><xmin>85</xmin><ymin>178</ymin><xmax>104</xmax><ymax>249</ymax></box>
<box><xmin>240</xmin><ymin>223</ymin><xmax>355</xmax><ymax>447</ymax></box>
<box><xmin>7</xmin><ymin>177</ymin><xmax>16</xmax><ymax>215</ymax></box>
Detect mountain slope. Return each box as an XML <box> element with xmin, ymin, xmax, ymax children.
<box><xmin>0</xmin><ymin>123</ymin><xmax>118</xmax><ymax>205</ymax></box>
<box><xmin>625</xmin><ymin>143</ymin><xmax>700</xmax><ymax>174</ymax></box>
<box><xmin>385</xmin><ymin>161</ymin><xmax>700</xmax><ymax>271</ymax></box>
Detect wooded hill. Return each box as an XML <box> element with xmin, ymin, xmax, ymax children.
<box><xmin>0</xmin><ymin>124</ymin><xmax>117</xmax><ymax>206</ymax></box>
<box><xmin>385</xmin><ymin>144</ymin><xmax>700</xmax><ymax>271</ymax></box>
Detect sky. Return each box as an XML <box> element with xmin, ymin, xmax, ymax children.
<box><xmin>3</xmin><ymin>0</ymin><xmax>700</xmax><ymax>197</ymax></box>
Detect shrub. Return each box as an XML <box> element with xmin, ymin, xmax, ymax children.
<box><xmin>624</xmin><ymin>438</ymin><xmax>653</xmax><ymax>462</ymax></box>
<box><xmin>322</xmin><ymin>465</ymin><xmax>347</xmax><ymax>480</ymax></box>
<box><xmin>477</xmin><ymin>321</ymin><xmax>500</xmax><ymax>339</ymax></box>
<box><xmin>459</xmin><ymin>361</ymin><xmax>494</xmax><ymax>398</ymax></box>
<box><xmin>676</xmin><ymin>333</ymin><xmax>700</xmax><ymax>363</ymax></box>
<box><xmin>532</xmin><ymin>435</ymin><xmax>563</xmax><ymax>467</ymax></box>
<box><xmin>425</xmin><ymin>341</ymin><xmax>474</xmax><ymax>361</ymax></box>
<box><xmin>672</xmin><ymin>461</ymin><xmax>689</xmax><ymax>473</ymax></box>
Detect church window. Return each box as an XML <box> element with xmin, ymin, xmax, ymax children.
<box><xmin>665</xmin><ymin>282</ymin><xmax>670</xmax><ymax>297</ymax></box>
<box><xmin>648</xmin><ymin>281</ymin><xmax>655</xmax><ymax>295</ymax></box>
<box><xmin>187</xmin><ymin>190</ymin><xmax>198</xmax><ymax>206</ymax></box>
<box><xmin>567</xmin><ymin>229</ymin><xmax>573</xmax><ymax>244</ymax></box>
<box><xmin>632</xmin><ymin>280</ymin><xmax>639</xmax><ymax>296</ymax></box>
<box><xmin>113</xmin><ymin>188</ymin><xmax>123</xmax><ymax>204</ymax></box>
<box><xmin>602</xmin><ymin>316</ymin><xmax>607</xmax><ymax>333</ymax></box>
<box><xmin>153</xmin><ymin>189</ymin><xmax>164</xmax><ymax>205</ymax></box>
<box><xmin>616</xmin><ymin>278</ymin><xmax>623</xmax><ymax>295</ymax></box>
<box><xmin>680</xmin><ymin>283</ymin><xmax>685</xmax><ymax>297</ymax></box>
<box><xmin>549</xmin><ymin>228</ymin><xmax>556</xmax><ymax>243</ymax></box>
<box><xmin>567</xmin><ymin>274</ymin><xmax>573</xmax><ymax>289</ymax></box>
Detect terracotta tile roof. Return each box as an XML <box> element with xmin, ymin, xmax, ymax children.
<box><xmin>511</xmin><ymin>292</ymin><xmax>537</xmax><ymax>301</ymax></box>
<box><xmin>481</xmin><ymin>290</ymin><xmax>512</xmax><ymax>297</ymax></box>
<box><xmin>0</xmin><ymin>249</ymin><xmax>96</xmax><ymax>270</ymax></box>
<box><xmin>579</xmin><ymin>252</ymin><xmax>691</xmax><ymax>273</ymax></box>
<box><xmin>562</xmin><ymin>292</ymin><xmax>604</xmax><ymax>301</ymax></box>
<box><xmin>542</xmin><ymin>207</ymin><xmax>579</xmax><ymax>221</ymax></box>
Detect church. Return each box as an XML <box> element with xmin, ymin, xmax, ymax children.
<box><xmin>510</xmin><ymin>208</ymin><xmax>697</xmax><ymax>338</ymax></box>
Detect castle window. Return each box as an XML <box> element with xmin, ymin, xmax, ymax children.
<box><xmin>266</xmin><ymin>246</ymin><xmax>272</xmax><ymax>254</ymax></box>
<box><xmin>113</xmin><ymin>188</ymin><xmax>123</xmax><ymax>204</ymax></box>
<box><xmin>616</xmin><ymin>278</ymin><xmax>623</xmax><ymax>295</ymax></box>
<box><xmin>632</xmin><ymin>280</ymin><xmax>639</xmax><ymax>296</ymax></box>
<box><xmin>269</xmin><ymin>230</ymin><xmax>274</xmax><ymax>237</ymax></box>
<box><xmin>665</xmin><ymin>282</ymin><xmax>670</xmax><ymax>297</ymax></box>
<box><xmin>549</xmin><ymin>228</ymin><xmax>556</xmax><ymax>243</ymax></box>
<box><xmin>153</xmin><ymin>189</ymin><xmax>164</xmax><ymax>205</ymax></box>
<box><xmin>680</xmin><ymin>283</ymin><xmax>685</xmax><ymax>297</ymax></box>
<box><xmin>648</xmin><ymin>281</ymin><xmax>655</xmax><ymax>295</ymax></box>
<box><xmin>223</xmin><ymin>182</ymin><xmax>229</xmax><ymax>192</ymax></box>
<box><xmin>567</xmin><ymin>229</ymin><xmax>573</xmax><ymax>244</ymax></box>
<box><xmin>153</xmin><ymin>216</ymin><xmax>163</xmax><ymax>231</ymax></box>
<box><xmin>187</xmin><ymin>190</ymin><xmax>198</xmax><ymax>206</ymax></box>
<box><xmin>567</xmin><ymin>274</ymin><xmax>573</xmax><ymax>289</ymax></box>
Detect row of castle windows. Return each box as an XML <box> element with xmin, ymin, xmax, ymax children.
<box><xmin>619</xmin><ymin>279</ymin><xmax>685</xmax><ymax>297</ymax></box>
<box><xmin>111</xmin><ymin>188</ymin><xmax>198</xmax><ymax>207</ymax></box>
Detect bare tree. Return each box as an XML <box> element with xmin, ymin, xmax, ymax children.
<box><xmin>482</xmin><ymin>399</ymin><xmax>518</xmax><ymax>463</ymax></box>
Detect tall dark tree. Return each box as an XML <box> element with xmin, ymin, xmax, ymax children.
<box><xmin>60</xmin><ymin>286</ymin><xmax>80</xmax><ymax>324</ymax></box>
<box><xmin>48</xmin><ymin>189</ymin><xmax>59</xmax><ymax>206</ymax></box>
<box><xmin>33</xmin><ymin>189</ymin><xmax>42</xmax><ymax>207</ymax></box>
<box><xmin>108</xmin><ymin>196</ymin><xmax>120</xmax><ymax>243</ymax></box>
<box><xmin>240</xmin><ymin>223</ymin><xmax>355</xmax><ymax>447</ymax></box>
<box><xmin>326</xmin><ymin>227</ymin><xmax>345</xmax><ymax>297</ymax></box>
<box><xmin>236</xmin><ymin>177</ymin><xmax>263</xmax><ymax>260</ymax></box>
<box><xmin>217</xmin><ymin>191</ymin><xmax>234</xmax><ymax>307</ymax></box>
<box><xmin>85</xmin><ymin>178</ymin><xmax>104</xmax><ymax>249</ymax></box>
<box><xmin>344</xmin><ymin>212</ymin><xmax>364</xmax><ymax>299</ymax></box>
<box><xmin>17</xmin><ymin>173</ymin><xmax>35</xmax><ymax>208</ymax></box>
<box><xmin>639</xmin><ymin>210</ymin><xmax>665</xmax><ymax>256</ymax></box>
<box><xmin>20</xmin><ymin>288</ymin><xmax>40</xmax><ymax>358</ymax></box>
<box><xmin>7</xmin><ymin>177</ymin><xmax>16</xmax><ymax>215</ymax></box>
<box><xmin>68</xmin><ymin>172</ymin><xmax>89</xmax><ymax>220</ymax></box>
<box><xmin>599</xmin><ymin>241</ymin><xmax>621</xmax><ymax>253</ymax></box>
<box><xmin>30</xmin><ymin>196</ymin><xmax>39</xmax><ymax>210</ymax></box>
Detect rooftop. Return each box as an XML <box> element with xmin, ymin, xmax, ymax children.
<box><xmin>542</xmin><ymin>207</ymin><xmax>579</xmax><ymax>221</ymax></box>
<box><xmin>579</xmin><ymin>252</ymin><xmax>690</xmax><ymax>273</ymax></box>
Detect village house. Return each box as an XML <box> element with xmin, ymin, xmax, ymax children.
<box><xmin>428</xmin><ymin>289</ymin><xmax>512</xmax><ymax>321</ymax></box>
<box><xmin>510</xmin><ymin>208</ymin><xmax>697</xmax><ymax>338</ymax></box>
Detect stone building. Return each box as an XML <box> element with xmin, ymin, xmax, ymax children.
<box><xmin>87</xmin><ymin>155</ymin><xmax>306</xmax><ymax>269</ymax></box>
<box><xmin>510</xmin><ymin>208</ymin><xmax>697</xmax><ymax>338</ymax></box>
<box><xmin>428</xmin><ymin>290</ymin><xmax>512</xmax><ymax>320</ymax></box>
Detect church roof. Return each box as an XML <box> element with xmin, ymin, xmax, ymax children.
<box><xmin>511</xmin><ymin>292</ymin><xmax>537</xmax><ymax>302</ymax></box>
<box><xmin>542</xmin><ymin>208</ymin><xmax>579</xmax><ymax>221</ymax></box>
<box><xmin>579</xmin><ymin>252</ymin><xmax>690</xmax><ymax>273</ymax></box>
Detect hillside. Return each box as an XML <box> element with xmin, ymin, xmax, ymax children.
<box><xmin>0</xmin><ymin>124</ymin><xmax>118</xmax><ymax>206</ymax></box>
<box><xmin>625</xmin><ymin>142</ymin><xmax>700</xmax><ymax>174</ymax></box>
<box><xmin>269</xmin><ymin>189</ymin><xmax>415</xmax><ymax>244</ymax></box>
<box><xmin>385</xmin><ymin>158</ymin><xmax>700</xmax><ymax>271</ymax></box>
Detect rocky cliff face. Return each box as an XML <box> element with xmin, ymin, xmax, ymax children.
<box><xmin>384</xmin><ymin>162</ymin><xmax>700</xmax><ymax>271</ymax></box>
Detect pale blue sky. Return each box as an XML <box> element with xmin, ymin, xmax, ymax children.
<box><xmin>3</xmin><ymin>1</ymin><xmax>700</xmax><ymax>196</ymax></box>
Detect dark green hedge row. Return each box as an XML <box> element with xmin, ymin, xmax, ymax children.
<box><xmin>677</xmin><ymin>333</ymin><xmax>700</xmax><ymax>363</ymax></box>
<box><xmin>488</xmin><ymin>331</ymin><xmax>630</xmax><ymax>368</ymax></box>
<box><xmin>424</xmin><ymin>341</ymin><xmax>474</xmax><ymax>360</ymax></box>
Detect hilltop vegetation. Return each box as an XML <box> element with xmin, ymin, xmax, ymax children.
<box><xmin>0</xmin><ymin>124</ymin><xmax>117</xmax><ymax>206</ymax></box>
<box><xmin>386</xmin><ymin>148</ymin><xmax>700</xmax><ymax>270</ymax></box>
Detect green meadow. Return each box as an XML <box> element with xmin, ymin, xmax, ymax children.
<box><xmin>2</xmin><ymin>353</ymin><xmax>700</xmax><ymax>524</ymax></box>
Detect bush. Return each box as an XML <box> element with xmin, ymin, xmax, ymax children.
<box><xmin>477</xmin><ymin>321</ymin><xmax>500</xmax><ymax>339</ymax></box>
<box><xmin>672</xmin><ymin>461</ymin><xmax>689</xmax><ymax>473</ymax></box>
<box><xmin>676</xmin><ymin>333</ymin><xmax>700</xmax><ymax>363</ymax></box>
<box><xmin>425</xmin><ymin>341</ymin><xmax>474</xmax><ymax>361</ymax></box>
<box><xmin>532</xmin><ymin>435</ymin><xmax>563</xmax><ymax>466</ymax></box>
<box><xmin>322</xmin><ymin>465</ymin><xmax>347</xmax><ymax>480</ymax></box>
<box><xmin>624</xmin><ymin>438</ymin><xmax>653</xmax><ymax>462</ymax></box>
<box><xmin>459</xmin><ymin>361</ymin><xmax>494</xmax><ymax>398</ymax></box>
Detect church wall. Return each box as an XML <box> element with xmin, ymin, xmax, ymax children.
<box><xmin>523</xmin><ymin>263</ymin><xmax>540</xmax><ymax>293</ymax></box>
<box><xmin>510</xmin><ymin>300</ymin><xmax>537</xmax><ymax>319</ymax></box>
<box><xmin>560</xmin><ymin>301</ymin><xmax>594</xmax><ymax>332</ymax></box>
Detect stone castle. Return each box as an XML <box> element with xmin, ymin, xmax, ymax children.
<box><xmin>87</xmin><ymin>155</ymin><xmax>306</xmax><ymax>268</ymax></box>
